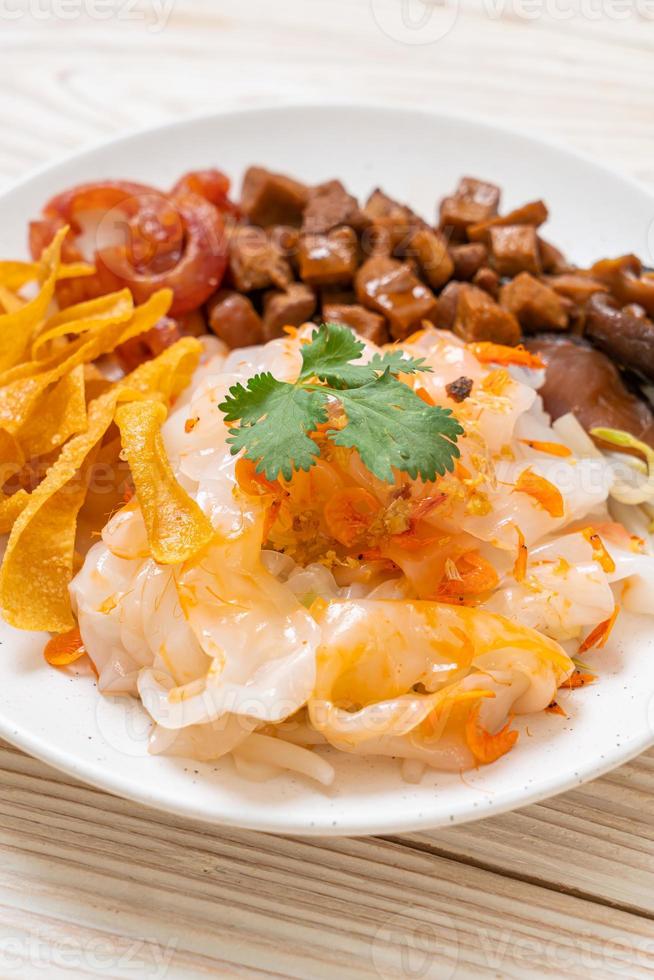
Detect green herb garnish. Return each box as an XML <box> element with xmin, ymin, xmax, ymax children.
<box><xmin>219</xmin><ymin>323</ymin><xmax>463</xmax><ymax>482</ymax></box>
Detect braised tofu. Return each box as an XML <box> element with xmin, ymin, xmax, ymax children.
<box><xmin>407</xmin><ymin>227</ymin><xmax>454</xmax><ymax>289</ymax></box>
<box><xmin>355</xmin><ymin>256</ymin><xmax>438</xmax><ymax>340</ymax></box>
<box><xmin>241</xmin><ymin>166</ymin><xmax>310</xmax><ymax>227</ymax></box>
<box><xmin>490</xmin><ymin>225</ymin><xmax>542</xmax><ymax>277</ymax></box>
<box><xmin>500</xmin><ymin>272</ymin><xmax>569</xmax><ymax>332</ymax></box>
<box><xmin>439</xmin><ymin>177</ymin><xmax>501</xmax><ymax>239</ymax></box>
<box><xmin>450</xmin><ymin>243</ymin><xmax>488</xmax><ymax>281</ymax></box>
<box><xmin>322</xmin><ymin>302</ymin><xmax>389</xmax><ymax>344</ymax></box>
<box><xmin>363</xmin><ymin>188</ymin><xmax>421</xmax><ymax>253</ymax></box>
<box><xmin>303</xmin><ymin>180</ymin><xmax>368</xmax><ymax>235</ymax></box>
<box><xmin>228</xmin><ymin>225</ymin><xmax>293</xmax><ymax>292</ymax></box>
<box><xmin>454</xmin><ymin>284</ymin><xmax>521</xmax><ymax>345</ymax></box>
<box><xmin>468</xmin><ymin>200</ymin><xmax>548</xmax><ymax>244</ymax></box>
<box><xmin>299</xmin><ymin>227</ymin><xmax>359</xmax><ymax>286</ymax></box>
<box><xmin>472</xmin><ymin>266</ymin><xmax>500</xmax><ymax>297</ymax></box>
<box><xmin>262</xmin><ymin>282</ymin><xmax>317</xmax><ymax>339</ymax></box>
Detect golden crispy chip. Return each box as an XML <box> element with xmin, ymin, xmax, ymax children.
<box><xmin>121</xmin><ymin>335</ymin><xmax>203</xmax><ymax>402</ymax></box>
<box><xmin>19</xmin><ymin>365</ymin><xmax>87</xmax><ymax>459</ymax></box>
<box><xmin>0</xmin><ymin>289</ymin><xmax>172</xmax><ymax>438</ymax></box>
<box><xmin>0</xmin><ymin>286</ymin><xmax>24</xmax><ymax>315</ymax></box>
<box><xmin>83</xmin><ymin>363</ymin><xmax>114</xmax><ymax>403</ymax></box>
<box><xmin>0</xmin><ymin>428</ymin><xmax>24</xmax><ymax>477</ymax></box>
<box><xmin>0</xmin><ymin>288</ymin><xmax>163</xmax><ymax>386</ymax></box>
<box><xmin>0</xmin><ymin>337</ymin><xmax>203</xmax><ymax>631</ymax></box>
<box><xmin>0</xmin><ymin>393</ymin><xmax>112</xmax><ymax>632</ymax></box>
<box><xmin>0</xmin><ymin>490</ymin><xmax>29</xmax><ymax>534</ymax></box>
<box><xmin>0</xmin><ymin>259</ymin><xmax>94</xmax><ymax>291</ymax></box>
<box><xmin>0</xmin><ymin>229</ymin><xmax>67</xmax><ymax>373</ymax></box>
<box><xmin>31</xmin><ymin>289</ymin><xmax>134</xmax><ymax>360</ymax></box>
<box><xmin>115</xmin><ymin>399</ymin><xmax>214</xmax><ymax>565</ymax></box>
<box><xmin>0</xmin><ymin>429</ymin><xmax>26</xmax><ymax>533</ymax></box>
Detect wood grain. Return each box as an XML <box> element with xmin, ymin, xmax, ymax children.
<box><xmin>0</xmin><ymin>1</ymin><xmax>653</xmax><ymax>190</ymax></box>
<box><xmin>0</xmin><ymin>740</ymin><xmax>653</xmax><ymax>978</ymax></box>
<box><xmin>1</xmin><ymin>4</ymin><xmax>654</xmax><ymax>977</ymax></box>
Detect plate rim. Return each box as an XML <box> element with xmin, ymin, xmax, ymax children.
<box><xmin>2</xmin><ymin>101</ymin><xmax>654</xmax><ymax>835</ymax></box>
<box><xmin>3</xmin><ymin>98</ymin><xmax>654</xmax><ymax>209</ymax></box>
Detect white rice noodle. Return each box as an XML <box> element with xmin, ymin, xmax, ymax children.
<box><xmin>69</xmin><ymin>326</ymin><xmax>654</xmax><ymax>784</ymax></box>
<box><xmin>232</xmin><ymin>733</ymin><xmax>335</xmax><ymax>787</ymax></box>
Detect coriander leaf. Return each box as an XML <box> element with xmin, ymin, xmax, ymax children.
<box><xmin>218</xmin><ymin>373</ymin><xmax>328</xmax><ymax>480</ymax></box>
<box><xmin>219</xmin><ymin>372</ymin><xmax>282</xmax><ymax>425</ymax></box>
<box><xmin>330</xmin><ymin>372</ymin><xmax>463</xmax><ymax>482</ymax></box>
<box><xmin>299</xmin><ymin>322</ymin><xmax>432</xmax><ymax>389</ymax></box>
<box><xmin>298</xmin><ymin>323</ymin><xmax>366</xmax><ymax>388</ymax></box>
<box><xmin>368</xmin><ymin>349</ymin><xmax>432</xmax><ymax>377</ymax></box>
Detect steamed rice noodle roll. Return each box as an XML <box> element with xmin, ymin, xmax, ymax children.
<box><xmin>307</xmin><ymin>599</ymin><xmax>573</xmax><ymax>770</ymax></box>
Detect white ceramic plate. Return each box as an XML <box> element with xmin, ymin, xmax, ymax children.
<box><xmin>2</xmin><ymin>104</ymin><xmax>654</xmax><ymax>836</ymax></box>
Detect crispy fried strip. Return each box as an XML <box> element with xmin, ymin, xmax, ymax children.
<box><xmin>30</xmin><ymin>288</ymin><xmax>134</xmax><ymax>359</ymax></box>
<box><xmin>0</xmin><ymin>260</ymin><xmax>94</xmax><ymax>292</ymax></box>
<box><xmin>115</xmin><ymin>399</ymin><xmax>214</xmax><ymax>565</ymax></box>
<box><xmin>18</xmin><ymin>365</ymin><xmax>87</xmax><ymax>458</ymax></box>
<box><xmin>0</xmin><ymin>286</ymin><xmax>24</xmax><ymax>314</ymax></box>
<box><xmin>0</xmin><ymin>289</ymin><xmax>171</xmax><ymax>437</ymax></box>
<box><xmin>0</xmin><ymin>400</ymin><xmax>107</xmax><ymax>632</ymax></box>
<box><xmin>121</xmin><ymin>335</ymin><xmax>202</xmax><ymax>401</ymax></box>
<box><xmin>0</xmin><ymin>490</ymin><xmax>29</xmax><ymax>534</ymax></box>
<box><xmin>0</xmin><ymin>338</ymin><xmax>203</xmax><ymax>630</ymax></box>
<box><xmin>0</xmin><ymin>229</ymin><xmax>67</xmax><ymax>372</ymax></box>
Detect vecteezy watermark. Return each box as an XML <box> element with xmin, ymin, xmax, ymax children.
<box><xmin>370</xmin><ymin>0</ymin><xmax>654</xmax><ymax>44</ymax></box>
<box><xmin>371</xmin><ymin>908</ymin><xmax>654</xmax><ymax>977</ymax></box>
<box><xmin>0</xmin><ymin>0</ymin><xmax>175</xmax><ymax>32</ymax></box>
<box><xmin>370</xmin><ymin>0</ymin><xmax>461</xmax><ymax>46</ymax></box>
<box><xmin>371</xmin><ymin>909</ymin><xmax>459</xmax><ymax>980</ymax></box>
<box><xmin>0</xmin><ymin>935</ymin><xmax>178</xmax><ymax>978</ymax></box>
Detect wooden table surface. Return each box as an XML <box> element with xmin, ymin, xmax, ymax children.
<box><xmin>2</xmin><ymin>2</ymin><xmax>654</xmax><ymax>976</ymax></box>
